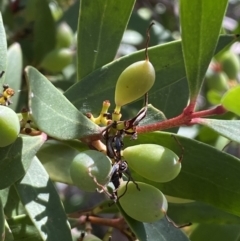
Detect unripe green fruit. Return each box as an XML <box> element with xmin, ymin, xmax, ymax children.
<box><xmin>205</xmin><ymin>71</ymin><xmax>229</xmax><ymax>92</ymax></box>
<box><xmin>114</xmin><ymin>60</ymin><xmax>155</xmax><ymax>107</ymax></box>
<box><xmin>82</xmin><ymin>234</ymin><xmax>102</xmax><ymax>241</ymax></box>
<box><xmin>218</xmin><ymin>51</ymin><xmax>240</xmax><ymax>79</ymax></box>
<box><xmin>0</xmin><ymin>106</ymin><xmax>20</xmax><ymax>147</ymax></box>
<box><xmin>118</xmin><ymin>181</ymin><xmax>168</xmax><ymax>222</ymax></box>
<box><xmin>40</xmin><ymin>48</ymin><xmax>73</xmax><ymax>73</ymax></box>
<box><xmin>70</xmin><ymin>150</ymin><xmax>112</xmax><ymax>192</ymax></box>
<box><xmin>123</xmin><ymin>144</ymin><xmax>181</xmax><ymax>183</ymax></box>
<box><xmin>56</xmin><ymin>22</ymin><xmax>73</xmax><ymax>48</ymax></box>
<box><xmin>49</xmin><ymin>2</ymin><xmax>63</xmax><ymax>21</ymax></box>
<box><xmin>37</xmin><ymin>140</ymin><xmax>80</xmax><ymax>185</ymax></box>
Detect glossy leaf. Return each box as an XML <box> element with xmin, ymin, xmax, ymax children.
<box><xmin>221</xmin><ymin>85</ymin><xmax>240</xmax><ymax>116</ymax></box>
<box><xmin>117</xmin><ymin>203</ymin><xmax>189</xmax><ymax>241</ymax></box>
<box><xmin>180</xmin><ymin>0</ymin><xmax>229</xmax><ymax>100</ymax></box>
<box><xmin>15</xmin><ymin>157</ymin><xmax>72</xmax><ymax>241</ymax></box>
<box><xmin>194</xmin><ymin>118</ymin><xmax>240</xmax><ymax>144</ymax></box>
<box><xmin>142</xmin><ymin>219</ymin><xmax>190</xmax><ymax>241</ymax></box>
<box><xmin>124</xmin><ymin>132</ymin><xmax>240</xmax><ymax>217</ymax></box>
<box><xmin>190</xmin><ymin>224</ymin><xmax>240</xmax><ymax>241</ymax></box>
<box><xmin>65</xmin><ymin>35</ymin><xmax>235</xmax><ymax>119</ymax></box>
<box><xmin>0</xmin><ymin>12</ymin><xmax>7</xmax><ymax>85</ymax></box>
<box><xmin>77</xmin><ymin>0</ymin><xmax>135</xmax><ymax>80</ymax></box>
<box><xmin>33</xmin><ymin>0</ymin><xmax>55</xmax><ymax>64</ymax></box>
<box><xmin>0</xmin><ymin>198</ymin><xmax>4</xmax><ymax>241</ymax></box>
<box><xmin>25</xmin><ymin>66</ymin><xmax>101</xmax><ymax>139</ymax></box>
<box><xmin>5</xmin><ymin>43</ymin><xmax>23</xmax><ymax>111</ymax></box>
<box><xmin>168</xmin><ymin>201</ymin><xmax>240</xmax><ymax>224</ymax></box>
<box><xmin>0</xmin><ymin>134</ymin><xmax>46</xmax><ymax>190</ymax></box>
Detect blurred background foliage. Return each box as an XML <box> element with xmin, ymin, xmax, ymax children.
<box><xmin>1</xmin><ymin>0</ymin><xmax>240</xmax><ymax>240</ymax></box>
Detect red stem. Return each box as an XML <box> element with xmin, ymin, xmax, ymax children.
<box><xmin>137</xmin><ymin>104</ymin><xmax>227</xmax><ymax>134</ymax></box>
<box><xmin>82</xmin><ymin>104</ymin><xmax>227</xmax><ymax>143</ymax></box>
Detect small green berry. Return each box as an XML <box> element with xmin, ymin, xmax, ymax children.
<box><xmin>0</xmin><ymin>106</ymin><xmax>20</xmax><ymax>147</ymax></box>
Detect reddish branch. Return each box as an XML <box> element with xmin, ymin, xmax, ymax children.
<box><xmin>136</xmin><ymin>104</ymin><xmax>227</xmax><ymax>134</ymax></box>
<box><xmin>81</xmin><ymin>104</ymin><xmax>227</xmax><ymax>145</ymax></box>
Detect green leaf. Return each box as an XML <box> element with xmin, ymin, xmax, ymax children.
<box><xmin>180</xmin><ymin>0</ymin><xmax>229</xmax><ymax>100</ymax></box>
<box><xmin>7</xmin><ymin>215</ymin><xmax>42</xmax><ymax>241</ymax></box>
<box><xmin>0</xmin><ymin>134</ymin><xmax>46</xmax><ymax>190</ymax></box>
<box><xmin>4</xmin><ymin>220</ymin><xmax>14</xmax><ymax>241</ymax></box>
<box><xmin>77</xmin><ymin>0</ymin><xmax>135</xmax><ymax>80</ymax></box>
<box><xmin>67</xmin><ymin>39</ymin><xmax>187</xmax><ymax>119</ymax></box>
<box><xmin>190</xmin><ymin>224</ymin><xmax>240</xmax><ymax>241</ymax></box>
<box><xmin>142</xmin><ymin>219</ymin><xmax>190</xmax><ymax>241</ymax></box>
<box><xmin>5</xmin><ymin>43</ymin><xmax>23</xmax><ymax>111</ymax></box>
<box><xmin>124</xmin><ymin>132</ymin><xmax>240</xmax><ymax>217</ymax></box>
<box><xmin>0</xmin><ymin>198</ymin><xmax>4</xmax><ymax>241</ymax></box>
<box><xmin>0</xmin><ymin>12</ymin><xmax>7</xmax><ymax>85</ymax></box>
<box><xmin>15</xmin><ymin>157</ymin><xmax>72</xmax><ymax>241</ymax></box>
<box><xmin>221</xmin><ymin>85</ymin><xmax>240</xmax><ymax>116</ymax></box>
<box><xmin>116</xmin><ymin>202</ymin><xmax>147</xmax><ymax>241</ymax></box>
<box><xmin>0</xmin><ymin>186</ymin><xmax>26</xmax><ymax>217</ymax></box>
<box><xmin>168</xmin><ymin>201</ymin><xmax>240</xmax><ymax>224</ymax></box>
<box><xmin>65</xmin><ymin>35</ymin><xmax>236</xmax><ymax>119</ymax></box>
<box><xmin>139</xmin><ymin>104</ymin><xmax>167</xmax><ymax>126</ymax></box>
<box><xmin>58</xmin><ymin>0</ymin><xmax>80</xmax><ymax>32</ymax></box>
<box><xmin>194</xmin><ymin>119</ymin><xmax>240</xmax><ymax>144</ymax></box>
<box><xmin>25</xmin><ymin>66</ymin><xmax>101</xmax><ymax>139</ymax></box>
<box><xmin>33</xmin><ymin>0</ymin><xmax>55</xmax><ymax>64</ymax></box>
<box><xmin>117</xmin><ymin>203</ymin><xmax>189</xmax><ymax>241</ymax></box>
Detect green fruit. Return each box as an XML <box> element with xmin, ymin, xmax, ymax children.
<box><xmin>123</xmin><ymin>144</ymin><xmax>181</xmax><ymax>183</ymax></box>
<box><xmin>37</xmin><ymin>140</ymin><xmax>80</xmax><ymax>185</ymax></box>
<box><xmin>114</xmin><ymin>60</ymin><xmax>155</xmax><ymax>107</ymax></box>
<box><xmin>56</xmin><ymin>22</ymin><xmax>73</xmax><ymax>48</ymax></box>
<box><xmin>118</xmin><ymin>181</ymin><xmax>168</xmax><ymax>222</ymax></box>
<box><xmin>206</xmin><ymin>89</ymin><xmax>222</xmax><ymax>105</ymax></box>
<box><xmin>49</xmin><ymin>2</ymin><xmax>63</xmax><ymax>21</ymax></box>
<box><xmin>205</xmin><ymin>71</ymin><xmax>229</xmax><ymax>92</ymax></box>
<box><xmin>83</xmin><ymin>234</ymin><xmax>102</xmax><ymax>241</ymax></box>
<box><xmin>70</xmin><ymin>150</ymin><xmax>112</xmax><ymax>192</ymax></box>
<box><xmin>40</xmin><ymin>48</ymin><xmax>73</xmax><ymax>73</ymax></box>
<box><xmin>218</xmin><ymin>51</ymin><xmax>240</xmax><ymax>79</ymax></box>
<box><xmin>0</xmin><ymin>106</ymin><xmax>20</xmax><ymax>147</ymax></box>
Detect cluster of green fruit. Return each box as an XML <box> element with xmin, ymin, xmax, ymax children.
<box><xmin>206</xmin><ymin>50</ymin><xmax>240</xmax><ymax>104</ymax></box>
<box><xmin>40</xmin><ymin>22</ymin><xmax>74</xmax><ymax>73</ymax></box>
<box><xmin>117</xmin><ymin>144</ymin><xmax>181</xmax><ymax>223</ymax></box>
<box><xmin>70</xmin><ymin>31</ymin><xmax>182</xmax><ymax>223</ymax></box>
<box><xmin>0</xmin><ymin>105</ymin><xmax>20</xmax><ymax>147</ymax></box>
<box><xmin>69</xmin><ymin>145</ymin><xmax>181</xmax><ymax>223</ymax></box>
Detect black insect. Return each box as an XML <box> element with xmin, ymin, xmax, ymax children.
<box><xmin>104</xmin><ymin>128</ymin><xmax>139</xmax><ymax>202</ymax></box>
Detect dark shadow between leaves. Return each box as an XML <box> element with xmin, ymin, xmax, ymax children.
<box><xmin>0</xmin><ymin>138</ymin><xmax>25</xmax><ymax>190</ymax></box>
<box><xmin>16</xmin><ymin>179</ymin><xmax>71</xmax><ymax>241</ymax></box>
